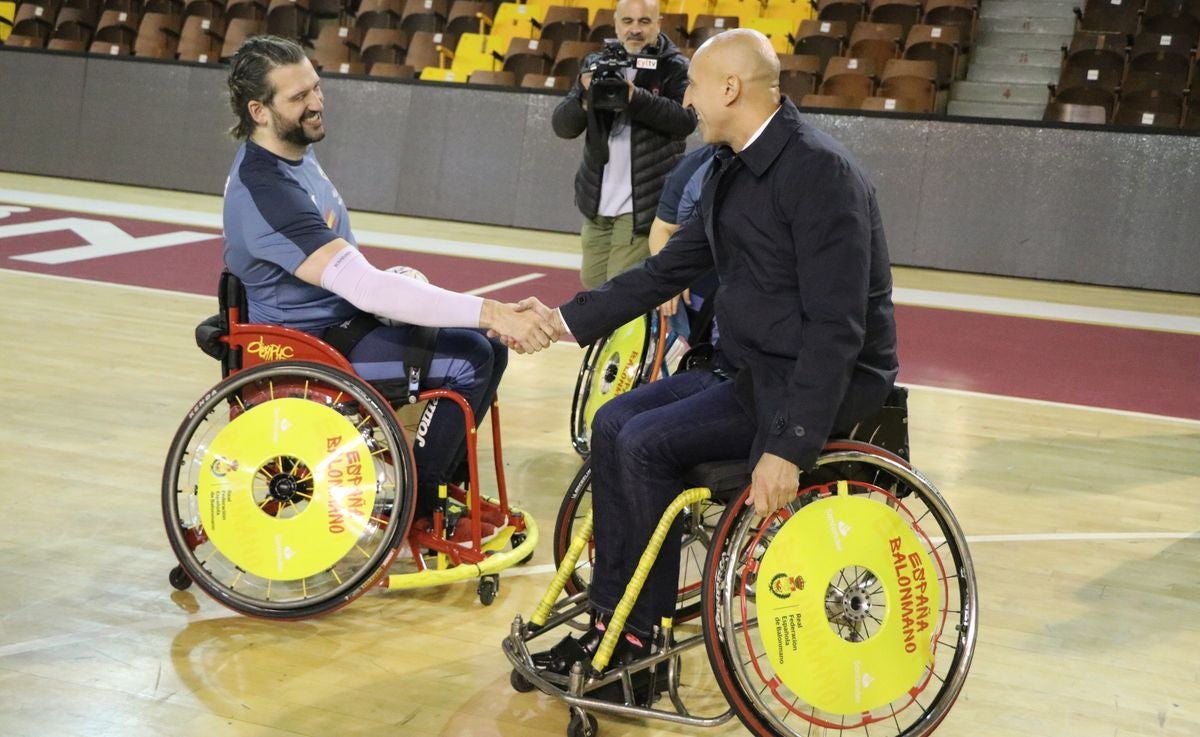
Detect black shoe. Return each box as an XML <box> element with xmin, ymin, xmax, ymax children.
<box><xmin>588</xmin><ymin>652</ymin><xmax>676</xmax><ymax>706</ymax></box>
<box><xmin>530</xmin><ymin>624</ymin><xmax>606</xmax><ymax>675</ymax></box>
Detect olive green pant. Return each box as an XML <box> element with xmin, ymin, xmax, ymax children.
<box><xmin>580</xmin><ymin>213</ymin><xmax>650</xmax><ymax>289</ymax></box>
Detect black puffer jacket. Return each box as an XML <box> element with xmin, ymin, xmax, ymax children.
<box><xmin>551</xmin><ymin>33</ymin><xmax>697</xmax><ymax>235</ymax></box>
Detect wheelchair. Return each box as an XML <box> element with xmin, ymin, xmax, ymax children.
<box><xmin>505</xmin><ymin>387</ymin><xmax>978</xmax><ymax>737</ymax></box>
<box><xmin>162</xmin><ymin>272</ymin><xmax>537</xmax><ymax>618</ymax></box>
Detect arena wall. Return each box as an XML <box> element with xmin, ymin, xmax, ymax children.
<box><xmin>2</xmin><ymin>48</ymin><xmax>1196</xmax><ymax>293</ymax></box>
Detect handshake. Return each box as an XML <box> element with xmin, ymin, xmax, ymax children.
<box><xmin>481</xmin><ymin>296</ymin><xmax>567</xmax><ymax>354</ymax></box>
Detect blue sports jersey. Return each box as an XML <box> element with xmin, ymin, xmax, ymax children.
<box><xmin>655</xmin><ymin>144</ymin><xmax>719</xmax><ymax>225</ymax></box>
<box><xmin>223</xmin><ymin>140</ymin><xmax>359</xmax><ymax>332</ymax></box>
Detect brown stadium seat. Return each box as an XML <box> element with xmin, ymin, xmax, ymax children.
<box><xmin>467</xmin><ymin>68</ymin><xmax>516</xmax><ymax>85</ymax></box>
<box><xmin>1113</xmin><ymin>88</ymin><xmax>1183</xmax><ymax>127</ymax></box>
<box><xmin>133</xmin><ymin>11</ymin><xmax>182</xmax><ymax>57</ymax></box>
<box><xmin>89</xmin><ymin>38</ymin><xmax>129</xmax><ymax>53</ymax></box>
<box><xmin>1073</xmin><ymin>0</ymin><xmax>1140</xmax><ymax>35</ymax></box>
<box><xmin>867</xmin><ymin>0</ymin><xmax>920</xmax><ymax>39</ymax></box>
<box><xmin>1043</xmin><ymin>101</ymin><xmax>1109</xmax><ymax>124</ymax></box>
<box><xmin>861</xmin><ymin>94</ymin><xmax>925</xmax><ymax>112</ymax></box>
<box><xmin>178</xmin><ymin>14</ymin><xmax>224</xmax><ymax>61</ymax></box>
<box><xmin>1051</xmin><ymin>85</ymin><xmax>1117</xmax><ymax>121</ymax></box>
<box><xmin>503</xmin><ymin>35</ymin><xmax>554</xmax><ymax>83</ymax></box>
<box><xmin>220</xmin><ymin>16</ymin><xmax>265</xmax><ymax>60</ymax></box>
<box><xmin>360</xmin><ymin>26</ymin><xmax>406</xmax><ymax>67</ymax></box>
<box><xmin>53</xmin><ymin>4</ymin><xmax>99</xmax><ymax>45</ymax></box>
<box><xmin>520</xmin><ymin>72</ymin><xmax>571</xmax><ymax>90</ymax></box>
<box><xmin>11</xmin><ymin>2</ymin><xmax>57</xmax><ymax>44</ymax></box>
<box><xmin>820</xmin><ymin>55</ymin><xmax>877</xmax><ymax>102</ymax></box>
<box><xmin>904</xmin><ymin>23</ymin><xmax>959</xmax><ymax>87</ymax></box>
<box><xmin>47</xmin><ymin>36</ymin><xmax>87</xmax><ymax>49</ymax></box>
<box><xmin>586</xmin><ymin>7</ymin><xmax>612</xmax><ymax>41</ymax></box>
<box><xmin>922</xmin><ymin>0</ymin><xmax>976</xmax><ymax>48</ymax></box>
<box><xmin>226</xmin><ymin>0</ymin><xmax>267</xmax><ymax>21</ymax></box>
<box><xmin>847</xmin><ymin>20</ymin><xmax>901</xmax><ymax>73</ymax></box>
<box><xmin>404</xmin><ymin>29</ymin><xmax>456</xmax><ymax>71</ymax></box>
<box><xmin>778</xmin><ymin>53</ymin><xmax>823</xmax><ymax>100</ymax></box>
<box><xmin>815</xmin><ymin>0</ymin><xmax>864</xmax><ymax>34</ymax></box>
<box><xmin>368</xmin><ymin>61</ymin><xmax>416</xmax><ymax>76</ymax></box>
<box><xmin>690</xmin><ymin>14</ymin><xmax>738</xmax><ymax>47</ymax></box>
<box><xmin>793</xmin><ymin>19</ymin><xmax>846</xmax><ymax>71</ymax></box>
<box><xmin>799</xmin><ymin>93</ymin><xmax>860</xmax><ymax>110</ymax></box>
<box><xmin>399</xmin><ymin>0</ymin><xmax>448</xmax><ymax>34</ymax></box>
<box><xmin>551</xmin><ymin>38</ymin><xmax>599</xmax><ymax>78</ymax></box>
<box><xmin>94</xmin><ymin>6</ymin><xmax>140</xmax><ymax>47</ymax></box>
<box><xmin>658</xmin><ymin>10</ymin><xmax>687</xmax><ymax>48</ymax></box>
<box><xmin>266</xmin><ymin>0</ymin><xmax>309</xmax><ymax>40</ymax></box>
<box><xmin>536</xmin><ymin>4</ymin><xmax>586</xmax><ymax>44</ymax></box>
<box><xmin>880</xmin><ymin>57</ymin><xmax>935</xmax><ymax>111</ymax></box>
<box><xmin>1123</xmin><ymin>51</ymin><xmax>1191</xmax><ymax>94</ymax></box>
<box><xmin>445</xmin><ymin>0</ymin><xmax>490</xmax><ymax>36</ymax></box>
<box><xmin>312</xmin><ymin>24</ymin><xmax>364</xmax><ymax>66</ymax></box>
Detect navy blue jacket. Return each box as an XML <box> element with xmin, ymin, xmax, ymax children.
<box><xmin>560</xmin><ymin>99</ymin><xmax>899</xmax><ymax>470</ymax></box>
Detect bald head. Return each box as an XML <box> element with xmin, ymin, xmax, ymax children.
<box><xmin>684</xmin><ymin>29</ymin><xmax>781</xmax><ymax>149</ymax></box>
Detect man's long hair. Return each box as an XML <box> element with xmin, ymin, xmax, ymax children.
<box><xmin>227</xmin><ymin>35</ymin><xmax>308</xmax><ymax>140</ymax></box>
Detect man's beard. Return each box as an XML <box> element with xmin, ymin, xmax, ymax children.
<box><xmin>272</xmin><ymin>108</ymin><xmax>325</xmax><ymax>147</ymax></box>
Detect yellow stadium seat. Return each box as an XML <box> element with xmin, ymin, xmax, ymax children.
<box><xmin>748</xmin><ymin>16</ymin><xmax>795</xmax><ymax>52</ymax></box>
<box><xmin>712</xmin><ymin>0</ymin><xmax>760</xmax><ymax>24</ymax></box>
<box><xmin>762</xmin><ymin>0</ymin><xmax>815</xmax><ymax>24</ymax></box>
<box><xmin>489</xmin><ymin>2</ymin><xmax>545</xmax><ymax>47</ymax></box>
<box><xmin>0</xmin><ymin>1</ymin><xmax>15</xmax><ymax>41</ymax></box>
<box><xmin>420</xmin><ymin>66</ymin><xmax>466</xmax><ymax>81</ymax></box>
<box><xmin>661</xmin><ymin>0</ymin><xmax>712</xmax><ymax>26</ymax></box>
<box><xmin>569</xmin><ymin>0</ymin><xmax>615</xmax><ymax>25</ymax></box>
<box><xmin>449</xmin><ymin>31</ymin><xmax>509</xmax><ymax>76</ymax></box>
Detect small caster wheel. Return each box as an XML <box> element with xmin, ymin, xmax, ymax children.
<box><xmin>477</xmin><ymin>574</ymin><xmax>499</xmax><ymax>605</ymax></box>
<box><xmin>169</xmin><ymin>565</ymin><xmax>192</xmax><ymax>591</ymax></box>
<box><xmin>510</xmin><ymin>668</ymin><xmax>535</xmax><ymax>693</ymax></box>
<box><xmin>567</xmin><ymin>711</ymin><xmax>598</xmax><ymax>737</ymax></box>
<box><xmin>512</xmin><ymin>532</ymin><xmax>534</xmax><ymax>565</ymax></box>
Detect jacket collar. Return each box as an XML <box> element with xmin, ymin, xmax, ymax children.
<box><xmin>735</xmin><ymin>96</ymin><xmax>803</xmax><ymax>177</ymax></box>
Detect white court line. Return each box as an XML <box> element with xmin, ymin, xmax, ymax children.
<box><xmin>6</xmin><ymin>268</ymin><xmax>1200</xmax><ymax>426</ymax></box>
<box><xmin>3</xmin><ymin>187</ymin><xmax>1199</xmax><ymax>334</ymax></box>
<box><xmin>464</xmin><ymin>273</ymin><xmax>545</xmax><ymax>296</ymax></box>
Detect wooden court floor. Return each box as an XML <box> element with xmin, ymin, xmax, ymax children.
<box><xmin>1</xmin><ymin>174</ymin><xmax>1198</xmax><ymax>737</ymax></box>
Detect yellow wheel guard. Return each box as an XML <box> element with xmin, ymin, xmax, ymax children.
<box><xmin>197</xmin><ymin>398</ymin><xmax>379</xmax><ymax>581</ymax></box>
<box><xmin>583</xmin><ymin>316</ymin><xmax>648</xmax><ymax>431</ymax></box>
<box><xmin>755</xmin><ymin>480</ymin><xmax>942</xmax><ymax>714</ymax></box>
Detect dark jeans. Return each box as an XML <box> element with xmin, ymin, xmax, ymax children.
<box><xmin>589</xmin><ymin>369</ymin><xmax>755</xmax><ymax>636</ymax></box>
<box><xmin>347</xmin><ymin>326</ymin><xmax>508</xmax><ymax>517</ymax></box>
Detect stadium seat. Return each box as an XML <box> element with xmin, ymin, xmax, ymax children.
<box><xmin>226</xmin><ymin>0</ymin><xmax>267</xmax><ymax>21</ymax></box>
<box><xmin>220</xmin><ymin>16</ymin><xmax>265</xmax><ymax>59</ymax></box>
<box><xmin>420</xmin><ymin>64</ymin><xmax>465</xmax><ymax>80</ymax></box>
<box><xmin>867</xmin><ymin>0</ymin><xmax>919</xmax><ymax>38</ymax></box>
<box><xmin>46</xmin><ymin>35</ymin><xmax>85</xmax><ymax>48</ymax></box>
<box><xmin>820</xmin><ymin>54</ymin><xmax>876</xmax><ymax>102</ymax></box>
<box><xmin>1043</xmin><ymin>101</ymin><xmax>1108</xmax><ymax>124</ymax></box>
<box><xmin>266</xmin><ymin>0</ymin><xmax>309</xmax><ymax>40</ymax></box>
<box><xmin>585</xmin><ymin>5</ymin><xmax>611</xmax><ymax>39</ymax></box>
<box><xmin>448</xmin><ymin>30</ymin><xmax>507</xmax><ymax>76</ymax></box>
<box><xmin>468</xmin><ymin>68</ymin><xmax>517</xmax><ymax>83</ymax></box>
<box><xmin>879</xmin><ymin>58</ymin><xmax>936</xmax><ymax>111</ymax></box>
<box><xmin>405</xmin><ymin>29</ymin><xmax>457</xmax><ymax>70</ymax></box>
<box><xmin>922</xmin><ymin>0</ymin><xmax>976</xmax><ymax>48</ymax></box>
<box><xmin>779</xmin><ymin>68</ymin><xmax>818</xmax><ymax>98</ymax></box>
<box><xmin>177</xmin><ymin>14</ymin><xmax>223</xmax><ymax>61</ymax></box>
<box><xmin>847</xmin><ymin>20</ymin><xmax>900</xmax><ymax>71</ymax></box>
<box><xmin>445</xmin><ymin>0</ymin><xmax>490</xmax><ymax>35</ymax></box>
<box><xmin>88</xmin><ymin>38</ymin><xmax>128</xmax><ymax>52</ymax></box>
<box><xmin>1123</xmin><ymin>51</ymin><xmax>1191</xmax><ymax>94</ymax></box>
<box><xmin>793</xmin><ymin>18</ymin><xmax>846</xmax><ymax>70</ymax></box>
<box><xmin>659</xmin><ymin>10</ymin><xmax>687</xmax><ymax>45</ymax></box>
<box><xmin>94</xmin><ymin>6</ymin><xmax>139</xmax><ymax>47</ymax></box>
<box><xmin>133</xmin><ymin>11</ymin><xmax>181</xmax><ymax>57</ymax></box>
<box><xmin>520</xmin><ymin>71</ymin><xmax>571</xmax><ymax>88</ymax></box>
<box><xmin>12</xmin><ymin>2</ymin><xmax>57</xmax><ymax>43</ymax></box>
<box><xmin>570</xmin><ymin>0</ymin><xmax>614</xmax><ymax>26</ymax></box>
<box><xmin>761</xmin><ymin>0</ymin><xmax>814</xmax><ymax>26</ymax></box>
<box><xmin>1073</xmin><ymin>0</ymin><xmax>1140</xmax><ymax>35</ymax></box>
<box><xmin>369</xmin><ymin>61</ymin><xmax>417</xmax><ymax>75</ymax></box>
<box><xmin>400</xmin><ymin>0</ymin><xmax>448</xmax><ymax>34</ymax></box>
<box><xmin>312</xmin><ymin>24</ymin><xmax>364</xmax><ymax>66</ymax></box>
<box><xmin>1050</xmin><ymin>85</ymin><xmax>1117</xmax><ymax>121</ymax></box>
<box><xmin>711</xmin><ymin>0</ymin><xmax>758</xmax><ymax>24</ymax></box>
<box><xmin>814</xmin><ymin>0</ymin><xmax>862</xmax><ymax>31</ymax></box>
<box><xmin>551</xmin><ymin>37</ymin><xmax>598</xmax><ymax>76</ymax></box>
<box><xmin>52</xmin><ymin>3</ymin><xmax>98</xmax><ymax>45</ymax></box>
<box><xmin>861</xmin><ymin>94</ymin><xmax>925</xmax><ymax>112</ymax></box>
<box><xmin>689</xmin><ymin>13</ymin><xmax>736</xmax><ymax>45</ymax></box>
<box><xmin>503</xmin><ymin>35</ymin><xmax>553</xmax><ymax>82</ymax></box>
<box><xmin>1140</xmin><ymin>1</ymin><xmax>1200</xmax><ymax>41</ymax></box>
<box><xmin>747</xmin><ymin>16</ymin><xmax>794</xmax><ymax>53</ymax></box>
<box><xmin>360</xmin><ymin>25</ymin><xmax>406</xmax><ymax>66</ymax></box>
<box><xmin>799</xmin><ymin>92</ymin><xmax>859</xmax><ymax>109</ymax></box>
<box><xmin>489</xmin><ymin>2</ymin><xmax>544</xmax><ymax>48</ymax></box>
<box><xmin>904</xmin><ymin>23</ymin><xmax>959</xmax><ymax>88</ymax></box>
<box><xmin>1113</xmin><ymin>88</ymin><xmax>1183</xmax><ymax>126</ymax></box>
<box><xmin>536</xmin><ymin>4</ymin><xmax>585</xmax><ymax>43</ymax></box>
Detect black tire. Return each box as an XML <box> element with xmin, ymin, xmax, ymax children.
<box><xmin>510</xmin><ymin>669</ymin><xmax>535</xmax><ymax>693</ymax></box>
<box><xmin>478</xmin><ymin>575</ymin><xmax>499</xmax><ymax>606</ymax></box>
<box><xmin>168</xmin><ymin>564</ymin><xmax>192</xmax><ymax>591</ymax></box>
<box><xmin>567</xmin><ymin>711</ymin><xmax>598</xmax><ymax>737</ymax></box>
<box><xmin>162</xmin><ymin>361</ymin><xmax>416</xmax><ymax>619</ymax></box>
<box><xmin>552</xmin><ymin>459</ymin><xmax>719</xmax><ymax>622</ymax></box>
<box><xmin>701</xmin><ymin>442</ymin><xmax>978</xmax><ymax>737</ymax></box>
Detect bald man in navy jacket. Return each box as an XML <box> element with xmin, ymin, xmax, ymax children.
<box><xmin>526</xmin><ymin>29</ymin><xmax>899</xmax><ymax>678</ymax></box>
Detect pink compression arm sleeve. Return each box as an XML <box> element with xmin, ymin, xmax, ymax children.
<box><xmin>319</xmin><ymin>246</ymin><xmax>484</xmax><ymax>328</ymax></box>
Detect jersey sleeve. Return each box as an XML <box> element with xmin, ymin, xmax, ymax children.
<box><xmin>236</xmin><ymin>158</ymin><xmax>342</xmax><ymax>274</ymax></box>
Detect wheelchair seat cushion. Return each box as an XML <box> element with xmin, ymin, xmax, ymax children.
<box><xmin>684</xmin><ymin>460</ymin><xmax>751</xmax><ymax>503</ymax></box>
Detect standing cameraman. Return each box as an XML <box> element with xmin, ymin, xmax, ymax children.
<box><xmin>552</xmin><ymin>0</ymin><xmax>696</xmax><ymax>289</ymax></box>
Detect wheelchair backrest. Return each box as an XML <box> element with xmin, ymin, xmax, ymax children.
<box><xmin>682</xmin><ymin>385</ymin><xmax>911</xmax><ymax>502</ymax></box>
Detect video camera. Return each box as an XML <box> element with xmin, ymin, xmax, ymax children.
<box><xmin>586</xmin><ymin>40</ymin><xmax>655</xmax><ymax>112</ymax></box>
